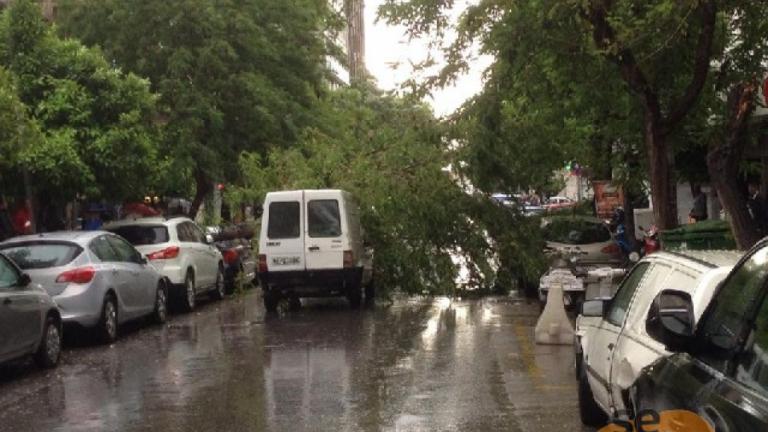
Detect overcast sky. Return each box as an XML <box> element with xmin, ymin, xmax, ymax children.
<box><xmin>363</xmin><ymin>0</ymin><xmax>492</xmax><ymax>117</ymax></box>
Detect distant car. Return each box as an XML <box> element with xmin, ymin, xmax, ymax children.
<box><xmin>0</xmin><ymin>231</ymin><xmax>168</xmax><ymax>343</ymax></box>
<box><xmin>0</xmin><ymin>252</ymin><xmax>62</xmax><ymax>368</ymax></box>
<box><xmin>575</xmin><ymin>250</ymin><xmax>740</xmax><ymax>426</ymax></box>
<box><xmin>544</xmin><ymin>196</ymin><xmax>575</xmax><ymax>210</ymax></box>
<box><xmin>627</xmin><ymin>239</ymin><xmax>768</xmax><ymax>431</ymax></box>
<box><xmin>542</xmin><ymin>216</ymin><xmax>623</xmax><ymax>267</ymax></box>
<box><xmin>206</xmin><ymin>225</ymin><xmax>257</xmax><ymax>293</ymax></box>
<box><xmin>106</xmin><ymin>217</ymin><xmax>225</xmax><ymax>311</ymax></box>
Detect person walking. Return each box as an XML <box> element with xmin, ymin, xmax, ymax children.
<box><xmin>689</xmin><ymin>185</ymin><xmax>708</xmax><ymax>223</ymax></box>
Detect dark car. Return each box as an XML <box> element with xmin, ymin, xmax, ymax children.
<box><xmin>627</xmin><ymin>238</ymin><xmax>768</xmax><ymax>430</ymax></box>
<box><xmin>206</xmin><ymin>225</ymin><xmax>257</xmax><ymax>293</ymax></box>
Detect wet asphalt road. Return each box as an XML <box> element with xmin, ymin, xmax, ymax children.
<box><xmin>0</xmin><ymin>292</ymin><xmax>593</xmax><ymax>432</ymax></box>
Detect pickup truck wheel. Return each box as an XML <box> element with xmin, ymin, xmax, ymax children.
<box><xmin>578</xmin><ymin>364</ymin><xmax>607</xmax><ymax>427</ymax></box>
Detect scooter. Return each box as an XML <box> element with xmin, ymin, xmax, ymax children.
<box><xmin>639</xmin><ymin>225</ymin><xmax>660</xmax><ymax>256</ymax></box>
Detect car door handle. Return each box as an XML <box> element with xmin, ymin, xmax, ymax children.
<box><xmin>607</xmin><ymin>343</ymin><xmax>615</xmax><ymax>351</ymax></box>
<box><xmin>2</xmin><ymin>298</ymin><xmax>11</xmax><ymax>305</ymax></box>
<box><xmin>308</xmin><ymin>246</ymin><xmax>320</xmax><ymax>252</ymax></box>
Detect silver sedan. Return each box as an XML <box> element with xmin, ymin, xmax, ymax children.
<box><xmin>0</xmin><ymin>252</ymin><xmax>62</xmax><ymax>368</ymax></box>
<box><xmin>0</xmin><ymin>231</ymin><xmax>168</xmax><ymax>343</ymax></box>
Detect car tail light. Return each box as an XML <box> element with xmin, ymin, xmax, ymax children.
<box><xmin>258</xmin><ymin>254</ymin><xmax>268</xmax><ymax>273</ymax></box>
<box><xmin>223</xmin><ymin>249</ymin><xmax>239</xmax><ymax>265</ymax></box>
<box><xmin>147</xmin><ymin>246</ymin><xmax>180</xmax><ymax>260</ymax></box>
<box><xmin>56</xmin><ymin>266</ymin><xmax>96</xmax><ymax>284</ymax></box>
<box><xmin>343</xmin><ymin>250</ymin><xmax>354</xmax><ymax>268</ymax></box>
<box><xmin>601</xmin><ymin>243</ymin><xmax>621</xmax><ymax>256</ymax></box>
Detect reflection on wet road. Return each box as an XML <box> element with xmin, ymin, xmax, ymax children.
<box><xmin>0</xmin><ymin>293</ymin><xmax>592</xmax><ymax>432</ymax></box>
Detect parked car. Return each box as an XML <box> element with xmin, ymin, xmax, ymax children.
<box><xmin>627</xmin><ymin>238</ymin><xmax>768</xmax><ymax>430</ymax></box>
<box><xmin>0</xmin><ymin>252</ymin><xmax>62</xmax><ymax>368</ymax></box>
<box><xmin>258</xmin><ymin>189</ymin><xmax>374</xmax><ymax>312</ymax></box>
<box><xmin>105</xmin><ymin>217</ymin><xmax>225</xmax><ymax>311</ymax></box>
<box><xmin>0</xmin><ymin>231</ymin><xmax>168</xmax><ymax>343</ymax></box>
<box><xmin>206</xmin><ymin>224</ymin><xmax>257</xmax><ymax>293</ymax></box>
<box><xmin>544</xmin><ymin>196</ymin><xmax>575</xmax><ymax>210</ymax></box>
<box><xmin>542</xmin><ymin>216</ymin><xmax>624</xmax><ymax>267</ymax></box>
<box><xmin>575</xmin><ymin>249</ymin><xmax>741</xmax><ymax>426</ymax></box>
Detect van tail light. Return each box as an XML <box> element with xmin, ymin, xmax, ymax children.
<box><xmin>56</xmin><ymin>266</ymin><xmax>96</xmax><ymax>284</ymax></box>
<box><xmin>147</xmin><ymin>246</ymin><xmax>180</xmax><ymax>260</ymax></box>
<box><xmin>601</xmin><ymin>243</ymin><xmax>621</xmax><ymax>256</ymax></box>
<box><xmin>343</xmin><ymin>250</ymin><xmax>354</xmax><ymax>268</ymax></box>
<box><xmin>258</xmin><ymin>254</ymin><xmax>268</xmax><ymax>273</ymax></box>
<box><xmin>223</xmin><ymin>249</ymin><xmax>239</xmax><ymax>265</ymax></box>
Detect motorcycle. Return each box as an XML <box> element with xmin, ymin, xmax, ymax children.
<box><xmin>639</xmin><ymin>224</ymin><xmax>661</xmax><ymax>256</ymax></box>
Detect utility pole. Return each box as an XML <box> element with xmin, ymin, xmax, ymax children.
<box><xmin>344</xmin><ymin>0</ymin><xmax>365</xmax><ymax>83</ymax></box>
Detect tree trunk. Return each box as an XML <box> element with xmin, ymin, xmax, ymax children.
<box><xmin>644</xmin><ymin>109</ymin><xmax>678</xmax><ymax>230</ymax></box>
<box><xmin>190</xmin><ymin>170</ymin><xmax>212</xmax><ymax>219</ymax></box>
<box><xmin>707</xmin><ymin>83</ymin><xmax>762</xmax><ymax>250</ymax></box>
<box><xmin>622</xmin><ymin>188</ymin><xmax>637</xmax><ymax>251</ymax></box>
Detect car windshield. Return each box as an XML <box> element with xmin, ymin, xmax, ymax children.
<box><xmin>0</xmin><ymin>242</ymin><xmax>83</xmax><ymax>270</ymax></box>
<box><xmin>542</xmin><ymin>219</ymin><xmax>611</xmax><ymax>245</ymax></box>
<box><xmin>109</xmin><ymin>225</ymin><xmax>169</xmax><ymax>245</ymax></box>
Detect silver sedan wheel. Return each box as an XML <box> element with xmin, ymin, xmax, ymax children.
<box><xmin>45</xmin><ymin>324</ymin><xmax>61</xmax><ymax>362</ymax></box>
<box><xmin>104</xmin><ymin>300</ymin><xmax>117</xmax><ymax>341</ymax></box>
<box><xmin>155</xmin><ymin>286</ymin><xmax>167</xmax><ymax>323</ymax></box>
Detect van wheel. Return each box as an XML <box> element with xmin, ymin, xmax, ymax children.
<box><xmin>578</xmin><ymin>362</ymin><xmax>607</xmax><ymax>426</ymax></box>
<box><xmin>210</xmin><ymin>264</ymin><xmax>225</xmax><ymax>300</ymax></box>
<box><xmin>34</xmin><ymin>316</ymin><xmax>62</xmax><ymax>368</ymax></box>
<box><xmin>347</xmin><ymin>286</ymin><xmax>362</xmax><ymax>308</ymax></box>
<box><xmin>364</xmin><ymin>280</ymin><xmax>375</xmax><ymax>307</ymax></box>
<box><xmin>264</xmin><ymin>291</ymin><xmax>280</xmax><ymax>313</ymax></box>
<box><xmin>98</xmin><ymin>295</ymin><xmax>119</xmax><ymax>344</ymax></box>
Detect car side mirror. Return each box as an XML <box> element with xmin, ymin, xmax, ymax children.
<box><xmin>205</xmin><ymin>234</ymin><xmax>214</xmax><ymax>244</ymax></box>
<box><xmin>646</xmin><ymin>289</ymin><xmax>695</xmax><ymax>351</ymax></box>
<box><xmin>581</xmin><ymin>299</ymin><xmax>607</xmax><ymax>318</ymax></box>
<box><xmin>18</xmin><ymin>273</ymin><xmax>31</xmax><ymax>287</ymax></box>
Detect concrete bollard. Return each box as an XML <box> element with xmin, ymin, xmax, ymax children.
<box><xmin>535</xmin><ymin>284</ymin><xmax>574</xmax><ymax>345</ymax></box>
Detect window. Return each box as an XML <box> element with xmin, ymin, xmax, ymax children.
<box><xmin>308</xmin><ymin>200</ymin><xmax>342</xmax><ymax>238</ymax></box>
<box><xmin>107</xmin><ymin>236</ymin><xmax>142</xmax><ymax>264</ymax></box>
<box><xmin>735</xmin><ymin>296</ymin><xmax>768</xmax><ymax>396</ymax></box>
<box><xmin>109</xmin><ymin>225</ymin><xmax>169</xmax><ymax>245</ymax></box>
<box><xmin>189</xmin><ymin>223</ymin><xmax>206</xmax><ymax>243</ymax></box>
<box><xmin>701</xmin><ymin>246</ymin><xmax>768</xmax><ymax>352</ymax></box>
<box><xmin>177</xmin><ymin>223</ymin><xmax>194</xmax><ymax>242</ymax></box>
<box><xmin>606</xmin><ymin>262</ymin><xmax>651</xmax><ymax>326</ymax></box>
<box><xmin>267</xmin><ymin>202</ymin><xmax>300</xmax><ymax>239</ymax></box>
<box><xmin>90</xmin><ymin>236</ymin><xmax>120</xmax><ymax>262</ymax></box>
<box><xmin>0</xmin><ymin>255</ymin><xmax>20</xmax><ymax>289</ymax></box>
<box><xmin>0</xmin><ymin>242</ymin><xmax>83</xmax><ymax>270</ymax></box>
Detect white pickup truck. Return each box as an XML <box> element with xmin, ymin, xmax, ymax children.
<box><xmin>574</xmin><ymin>250</ymin><xmax>740</xmax><ymax>426</ymax></box>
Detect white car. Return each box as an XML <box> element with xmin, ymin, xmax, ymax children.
<box><xmin>574</xmin><ymin>250</ymin><xmax>741</xmax><ymax>426</ymax></box>
<box><xmin>106</xmin><ymin>217</ymin><xmax>225</xmax><ymax>311</ymax></box>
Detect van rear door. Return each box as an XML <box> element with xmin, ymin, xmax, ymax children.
<box><xmin>304</xmin><ymin>191</ymin><xmax>345</xmax><ymax>270</ymax></box>
<box><xmin>263</xmin><ymin>192</ymin><xmax>305</xmax><ymax>272</ymax></box>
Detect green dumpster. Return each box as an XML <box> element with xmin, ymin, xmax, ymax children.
<box><xmin>660</xmin><ymin>220</ymin><xmax>737</xmax><ymax>251</ymax></box>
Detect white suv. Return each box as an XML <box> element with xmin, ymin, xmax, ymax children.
<box><xmin>574</xmin><ymin>250</ymin><xmax>741</xmax><ymax>426</ymax></box>
<box><xmin>106</xmin><ymin>217</ymin><xmax>224</xmax><ymax>311</ymax></box>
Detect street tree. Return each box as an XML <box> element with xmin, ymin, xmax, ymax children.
<box><xmin>380</xmin><ymin>0</ymin><xmax>768</xmax><ymax>242</ymax></box>
<box><xmin>57</xmin><ymin>0</ymin><xmax>339</xmax><ymax>214</ymax></box>
<box><xmin>0</xmin><ymin>0</ymin><xmax>159</xmax><ymax>223</ymax></box>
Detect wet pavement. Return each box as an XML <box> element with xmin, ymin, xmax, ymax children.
<box><xmin>0</xmin><ymin>291</ymin><xmax>593</xmax><ymax>432</ymax></box>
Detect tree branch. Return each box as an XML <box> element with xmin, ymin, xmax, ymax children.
<box><xmin>661</xmin><ymin>1</ymin><xmax>717</xmax><ymax>134</ymax></box>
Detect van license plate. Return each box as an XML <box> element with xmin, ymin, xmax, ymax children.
<box><xmin>273</xmin><ymin>257</ymin><xmax>300</xmax><ymax>265</ymax></box>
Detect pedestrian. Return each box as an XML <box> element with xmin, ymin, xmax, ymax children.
<box><xmin>689</xmin><ymin>185</ymin><xmax>708</xmax><ymax>223</ymax></box>
<box><xmin>11</xmin><ymin>200</ymin><xmax>32</xmax><ymax>235</ymax></box>
<box><xmin>82</xmin><ymin>204</ymin><xmax>104</xmax><ymax>231</ymax></box>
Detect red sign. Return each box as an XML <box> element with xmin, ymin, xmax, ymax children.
<box><xmin>593</xmin><ymin>181</ymin><xmax>624</xmax><ymax>220</ymax></box>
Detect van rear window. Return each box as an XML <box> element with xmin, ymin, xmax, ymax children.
<box><xmin>268</xmin><ymin>201</ymin><xmax>300</xmax><ymax>239</ymax></box>
<box><xmin>308</xmin><ymin>200</ymin><xmax>341</xmax><ymax>238</ymax></box>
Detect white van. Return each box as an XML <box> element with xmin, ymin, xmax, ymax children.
<box><xmin>257</xmin><ymin>190</ymin><xmax>373</xmax><ymax>311</ymax></box>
